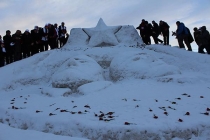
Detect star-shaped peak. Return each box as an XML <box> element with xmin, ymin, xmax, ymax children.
<box><xmin>95</xmin><ymin>18</ymin><xmax>107</xmax><ymax>29</ymax></box>
<box><xmin>83</xmin><ymin>18</ymin><xmax>122</xmax><ymax>47</ymax></box>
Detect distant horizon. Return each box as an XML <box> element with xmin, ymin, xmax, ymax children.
<box><xmin>1</xmin><ymin>0</ymin><xmax>210</xmax><ymax>51</ymax></box>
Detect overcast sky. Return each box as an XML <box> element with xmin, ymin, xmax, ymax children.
<box><xmin>0</xmin><ymin>0</ymin><xmax>210</xmax><ymax>51</ymax></box>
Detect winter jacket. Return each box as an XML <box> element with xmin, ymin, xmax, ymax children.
<box><xmin>58</xmin><ymin>25</ymin><xmax>67</xmax><ymax>38</ymax></box>
<box><xmin>0</xmin><ymin>41</ymin><xmax>6</xmax><ymax>60</ymax></box>
<box><xmin>152</xmin><ymin>22</ymin><xmax>161</xmax><ymax>35</ymax></box>
<box><xmin>193</xmin><ymin>30</ymin><xmax>202</xmax><ymax>45</ymax></box>
<box><xmin>22</xmin><ymin>33</ymin><xmax>33</xmax><ymax>50</ymax></box>
<box><xmin>159</xmin><ymin>22</ymin><xmax>169</xmax><ymax>36</ymax></box>
<box><xmin>199</xmin><ymin>29</ymin><xmax>210</xmax><ymax>46</ymax></box>
<box><xmin>186</xmin><ymin>27</ymin><xmax>194</xmax><ymax>43</ymax></box>
<box><xmin>176</xmin><ymin>23</ymin><xmax>188</xmax><ymax>37</ymax></box>
<box><xmin>3</xmin><ymin>35</ymin><xmax>12</xmax><ymax>52</ymax></box>
<box><xmin>136</xmin><ymin>21</ymin><xmax>146</xmax><ymax>37</ymax></box>
<box><xmin>31</xmin><ymin>29</ymin><xmax>42</xmax><ymax>44</ymax></box>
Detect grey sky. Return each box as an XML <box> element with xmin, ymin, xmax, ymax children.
<box><xmin>0</xmin><ymin>0</ymin><xmax>210</xmax><ymax>51</ymax></box>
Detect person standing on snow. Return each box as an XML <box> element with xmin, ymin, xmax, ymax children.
<box><xmin>159</xmin><ymin>20</ymin><xmax>170</xmax><ymax>45</ymax></box>
<box><xmin>58</xmin><ymin>22</ymin><xmax>67</xmax><ymax>47</ymax></box>
<box><xmin>0</xmin><ymin>36</ymin><xmax>6</xmax><ymax>67</ymax></box>
<box><xmin>22</xmin><ymin>29</ymin><xmax>33</xmax><ymax>58</ymax></box>
<box><xmin>54</xmin><ymin>23</ymin><xmax>59</xmax><ymax>49</ymax></box>
<box><xmin>31</xmin><ymin>26</ymin><xmax>42</xmax><ymax>55</ymax></box>
<box><xmin>48</xmin><ymin>23</ymin><xmax>57</xmax><ymax>50</ymax></box>
<box><xmin>136</xmin><ymin>19</ymin><xmax>147</xmax><ymax>44</ymax></box>
<box><xmin>12</xmin><ymin>30</ymin><xmax>22</xmax><ymax>61</ymax></box>
<box><xmin>175</xmin><ymin>21</ymin><xmax>192</xmax><ymax>51</ymax></box>
<box><xmin>3</xmin><ymin>30</ymin><xmax>13</xmax><ymax>64</ymax></box>
<box><xmin>151</xmin><ymin>20</ymin><xmax>163</xmax><ymax>44</ymax></box>
<box><xmin>40</xmin><ymin>24</ymin><xmax>49</xmax><ymax>52</ymax></box>
<box><xmin>198</xmin><ymin>26</ymin><xmax>210</xmax><ymax>54</ymax></box>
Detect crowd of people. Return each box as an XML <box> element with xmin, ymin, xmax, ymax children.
<box><xmin>136</xmin><ymin>19</ymin><xmax>210</xmax><ymax>54</ymax></box>
<box><xmin>0</xmin><ymin>22</ymin><xmax>69</xmax><ymax>67</ymax></box>
<box><xmin>1</xmin><ymin>20</ymin><xmax>210</xmax><ymax>68</ymax></box>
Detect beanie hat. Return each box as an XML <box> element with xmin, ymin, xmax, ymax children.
<box><xmin>34</xmin><ymin>26</ymin><xmax>38</xmax><ymax>29</ymax></box>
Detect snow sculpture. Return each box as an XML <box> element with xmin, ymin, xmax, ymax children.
<box><xmin>110</xmin><ymin>51</ymin><xmax>181</xmax><ymax>81</ymax></box>
<box><xmin>65</xmin><ymin>18</ymin><xmax>143</xmax><ymax>48</ymax></box>
<box><xmin>83</xmin><ymin>18</ymin><xmax>121</xmax><ymax>47</ymax></box>
<box><xmin>51</xmin><ymin>55</ymin><xmax>104</xmax><ymax>91</ymax></box>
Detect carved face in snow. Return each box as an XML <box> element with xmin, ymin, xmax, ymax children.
<box><xmin>83</xmin><ymin>18</ymin><xmax>122</xmax><ymax>47</ymax></box>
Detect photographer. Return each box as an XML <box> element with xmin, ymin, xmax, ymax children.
<box><xmin>175</xmin><ymin>21</ymin><xmax>192</xmax><ymax>51</ymax></box>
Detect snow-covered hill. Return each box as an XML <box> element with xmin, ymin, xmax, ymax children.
<box><xmin>0</xmin><ymin>19</ymin><xmax>210</xmax><ymax>140</ymax></box>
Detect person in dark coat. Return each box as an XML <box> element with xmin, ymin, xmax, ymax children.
<box><xmin>151</xmin><ymin>20</ymin><xmax>163</xmax><ymax>44</ymax></box>
<box><xmin>48</xmin><ymin>24</ymin><xmax>57</xmax><ymax>50</ymax></box>
<box><xmin>143</xmin><ymin>21</ymin><xmax>152</xmax><ymax>45</ymax></box>
<box><xmin>54</xmin><ymin>23</ymin><xmax>59</xmax><ymax>48</ymax></box>
<box><xmin>136</xmin><ymin>19</ymin><xmax>147</xmax><ymax>44</ymax></box>
<box><xmin>3</xmin><ymin>30</ymin><xmax>13</xmax><ymax>64</ymax></box>
<box><xmin>0</xmin><ymin>36</ymin><xmax>6</xmax><ymax>67</ymax></box>
<box><xmin>175</xmin><ymin>21</ymin><xmax>192</xmax><ymax>51</ymax></box>
<box><xmin>159</xmin><ymin>20</ymin><xmax>170</xmax><ymax>45</ymax></box>
<box><xmin>31</xmin><ymin>26</ymin><xmax>42</xmax><ymax>55</ymax></box>
<box><xmin>22</xmin><ymin>29</ymin><xmax>33</xmax><ymax>58</ymax></box>
<box><xmin>186</xmin><ymin>27</ymin><xmax>194</xmax><ymax>44</ymax></box>
<box><xmin>198</xmin><ymin>26</ymin><xmax>210</xmax><ymax>54</ymax></box>
<box><xmin>193</xmin><ymin>27</ymin><xmax>201</xmax><ymax>46</ymax></box>
<box><xmin>12</xmin><ymin>30</ymin><xmax>22</xmax><ymax>61</ymax></box>
<box><xmin>58</xmin><ymin>22</ymin><xmax>67</xmax><ymax>47</ymax></box>
<box><xmin>40</xmin><ymin>24</ymin><xmax>49</xmax><ymax>52</ymax></box>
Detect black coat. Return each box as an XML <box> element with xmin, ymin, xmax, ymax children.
<box><xmin>0</xmin><ymin>42</ymin><xmax>5</xmax><ymax>60</ymax></box>
<box><xmin>12</xmin><ymin>33</ymin><xmax>22</xmax><ymax>52</ymax></box>
<box><xmin>31</xmin><ymin>29</ymin><xmax>42</xmax><ymax>44</ymax></box>
<box><xmin>3</xmin><ymin>35</ymin><xmax>12</xmax><ymax>52</ymax></box>
<box><xmin>22</xmin><ymin>33</ymin><xmax>33</xmax><ymax>50</ymax></box>
<box><xmin>159</xmin><ymin>22</ymin><xmax>170</xmax><ymax>35</ymax></box>
<box><xmin>152</xmin><ymin>22</ymin><xmax>160</xmax><ymax>35</ymax></box>
<box><xmin>186</xmin><ymin>28</ymin><xmax>194</xmax><ymax>43</ymax></box>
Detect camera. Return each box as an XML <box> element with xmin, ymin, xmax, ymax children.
<box><xmin>172</xmin><ymin>31</ymin><xmax>176</xmax><ymax>36</ymax></box>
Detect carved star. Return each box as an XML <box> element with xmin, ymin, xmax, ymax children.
<box><xmin>83</xmin><ymin>18</ymin><xmax>122</xmax><ymax>47</ymax></box>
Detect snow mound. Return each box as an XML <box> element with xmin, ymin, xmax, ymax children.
<box><xmin>51</xmin><ymin>55</ymin><xmax>104</xmax><ymax>91</ymax></box>
<box><xmin>110</xmin><ymin>51</ymin><xmax>181</xmax><ymax>81</ymax></box>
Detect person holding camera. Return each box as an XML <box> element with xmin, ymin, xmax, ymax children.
<box><xmin>175</xmin><ymin>21</ymin><xmax>192</xmax><ymax>51</ymax></box>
